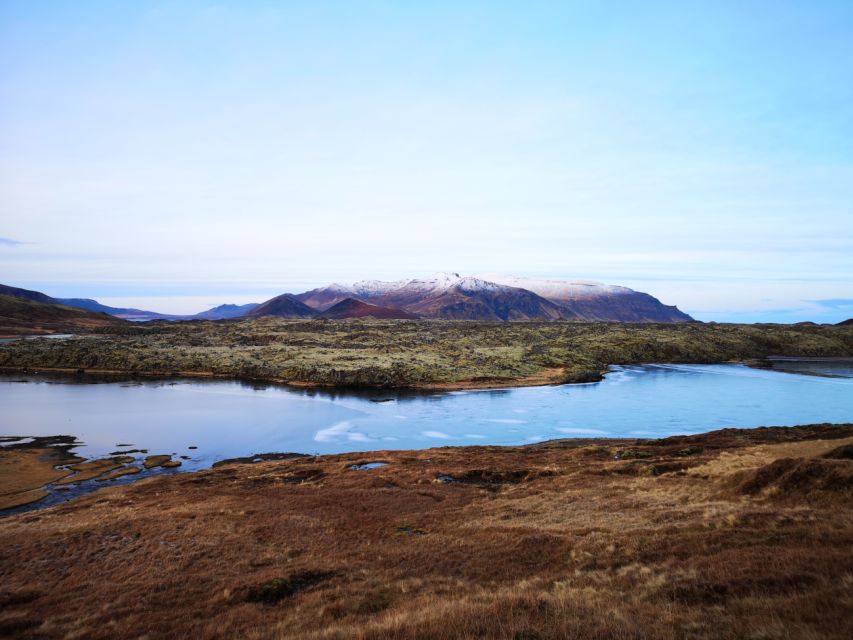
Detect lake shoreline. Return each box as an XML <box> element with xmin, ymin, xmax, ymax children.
<box><xmin>0</xmin><ymin>363</ymin><xmax>598</xmax><ymax>391</ymax></box>
<box><xmin>3</xmin><ymin>420</ymin><xmax>852</xmax><ymax>516</ymax></box>
<box><xmin>0</xmin><ymin>357</ymin><xmax>834</xmax><ymax>392</ymax></box>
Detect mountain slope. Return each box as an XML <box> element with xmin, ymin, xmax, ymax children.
<box><xmin>295</xmin><ymin>284</ymin><xmax>360</xmax><ymax>311</ymax></box>
<box><xmin>0</xmin><ymin>284</ymin><xmax>58</xmax><ymax>305</ymax></box>
<box><xmin>482</xmin><ymin>275</ymin><xmax>694</xmax><ymax>322</ymax></box>
<box><xmin>0</xmin><ymin>294</ymin><xmax>127</xmax><ymax>335</ymax></box>
<box><xmin>401</xmin><ymin>277</ymin><xmax>564</xmax><ymax>321</ymax></box>
<box><xmin>319</xmin><ymin>298</ymin><xmax>418</xmax><ymax>320</ymax></box>
<box><xmin>248</xmin><ymin>294</ymin><xmax>318</xmax><ymax>318</ymax></box>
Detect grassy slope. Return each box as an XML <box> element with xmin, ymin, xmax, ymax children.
<box><xmin>0</xmin><ymin>424</ymin><xmax>851</xmax><ymax>639</ymax></box>
<box><xmin>0</xmin><ymin>318</ymin><xmax>851</xmax><ymax>387</ymax></box>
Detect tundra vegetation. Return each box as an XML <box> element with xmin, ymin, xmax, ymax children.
<box><xmin>0</xmin><ymin>318</ymin><xmax>851</xmax><ymax>388</ymax></box>
<box><xmin>0</xmin><ymin>424</ymin><xmax>851</xmax><ymax>639</ymax></box>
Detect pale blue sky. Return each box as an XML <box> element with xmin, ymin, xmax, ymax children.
<box><xmin>1</xmin><ymin>1</ymin><xmax>851</xmax><ymax>320</ymax></box>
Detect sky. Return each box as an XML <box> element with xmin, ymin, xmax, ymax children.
<box><xmin>1</xmin><ymin>0</ymin><xmax>851</xmax><ymax>321</ymax></box>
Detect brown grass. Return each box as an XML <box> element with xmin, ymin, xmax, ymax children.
<box><xmin>0</xmin><ymin>423</ymin><xmax>851</xmax><ymax>639</ymax></box>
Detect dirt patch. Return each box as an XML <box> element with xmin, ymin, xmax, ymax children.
<box><xmin>823</xmin><ymin>443</ymin><xmax>853</xmax><ymax>459</ymax></box>
<box><xmin>438</xmin><ymin>468</ymin><xmax>552</xmax><ymax>486</ymax></box>
<box><xmin>244</xmin><ymin>571</ymin><xmax>336</xmax><ymax>604</ymax></box>
<box><xmin>732</xmin><ymin>457</ymin><xmax>853</xmax><ymax>500</ymax></box>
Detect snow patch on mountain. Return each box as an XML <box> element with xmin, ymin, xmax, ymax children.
<box><xmin>480</xmin><ymin>275</ymin><xmax>634</xmax><ymax>299</ymax></box>
<box><xmin>453</xmin><ymin>277</ymin><xmax>512</xmax><ymax>293</ymax></box>
<box><xmin>352</xmin><ymin>273</ymin><xmax>465</xmax><ymax>297</ymax></box>
<box><xmin>321</xmin><ymin>283</ymin><xmax>356</xmax><ymax>293</ymax></box>
<box><xmin>351</xmin><ymin>278</ymin><xmax>411</xmax><ymax>296</ymax></box>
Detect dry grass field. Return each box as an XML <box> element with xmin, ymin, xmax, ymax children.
<box><xmin>1</xmin><ymin>423</ymin><xmax>851</xmax><ymax>639</ymax></box>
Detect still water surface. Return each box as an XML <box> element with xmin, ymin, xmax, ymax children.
<box><xmin>2</xmin><ymin>362</ymin><xmax>852</xmax><ymax>470</ymax></box>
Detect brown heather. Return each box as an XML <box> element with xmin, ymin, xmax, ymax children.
<box><xmin>1</xmin><ymin>423</ymin><xmax>851</xmax><ymax>639</ymax></box>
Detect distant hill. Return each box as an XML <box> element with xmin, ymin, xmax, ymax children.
<box><xmin>192</xmin><ymin>303</ymin><xmax>259</xmax><ymax>320</ymax></box>
<box><xmin>61</xmin><ymin>299</ymin><xmax>260</xmax><ymax>321</ymax></box>
<box><xmin>0</xmin><ymin>294</ymin><xmax>127</xmax><ymax>336</ymax></box>
<box><xmin>1</xmin><ymin>284</ymin><xmax>255</xmax><ymax>322</ymax></box>
<box><xmin>248</xmin><ymin>294</ymin><xmax>318</xmax><ymax>318</ymax></box>
<box><xmin>837</xmin><ymin>318</ymin><xmax>853</xmax><ymax>326</ymax></box>
<box><xmin>319</xmin><ymin>298</ymin><xmax>418</xmax><ymax>320</ymax></box>
<box><xmin>57</xmin><ymin>298</ymin><xmax>182</xmax><ymax>321</ymax></box>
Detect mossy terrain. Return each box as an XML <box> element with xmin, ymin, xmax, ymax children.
<box><xmin>1</xmin><ymin>319</ymin><xmax>851</xmax><ymax>388</ymax></box>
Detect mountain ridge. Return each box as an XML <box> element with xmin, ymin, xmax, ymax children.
<box><xmin>3</xmin><ymin>274</ymin><xmax>695</xmax><ymax>323</ymax></box>
<box><xmin>291</xmin><ymin>272</ymin><xmax>692</xmax><ymax>323</ymax></box>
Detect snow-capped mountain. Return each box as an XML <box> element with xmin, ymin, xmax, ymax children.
<box><xmin>263</xmin><ymin>272</ymin><xmax>693</xmax><ymax>322</ymax></box>
<box><xmin>352</xmin><ymin>273</ymin><xmax>461</xmax><ymax>297</ymax></box>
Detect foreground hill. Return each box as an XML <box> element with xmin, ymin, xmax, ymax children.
<box><xmin>319</xmin><ymin>298</ymin><xmax>418</xmax><ymax>319</ymax></box>
<box><xmin>0</xmin><ymin>294</ymin><xmax>126</xmax><ymax>336</ymax></box>
<box><xmin>1</xmin><ymin>423</ymin><xmax>850</xmax><ymax>639</ymax></box>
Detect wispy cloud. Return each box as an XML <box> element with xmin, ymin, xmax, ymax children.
<box><xmin>0</xmin><ymin>237</ymin><xmax>25</xmax><ymax>247</ymax></box>
<box><xmin>812</xmin><ymin>299</ymin><xmax>853</xmax><ymax>310</ymax></box>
